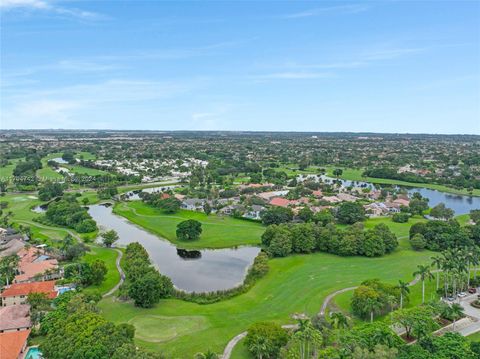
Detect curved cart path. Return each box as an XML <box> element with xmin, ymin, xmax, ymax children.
<box><xmin>102</xmin><ymin>248</ymin><xmax>125</xmax><ymax>298</ymax></box>
<box><xmin>221</xmin><ymin>273</ymin><xmax>424</xmax><ymax>358</ymax></box>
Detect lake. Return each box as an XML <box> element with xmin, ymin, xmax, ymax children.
<box><xmin>88</xmin><ymin>204</ymin><xmax>260</xmax><ymax>293</ymax></box>
<box><xmin>122</xmin><ymin>185</ymin><xmax>178</xmax><ymax>200</ymax></box>
<box><xmin>298</xmin><ymin>174</ymin><xmax>480</xmax><ymax>215</ymax></box>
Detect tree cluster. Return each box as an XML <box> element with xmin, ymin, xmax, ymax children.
<box><xmin>121</xmin><ymin>242</ymin><xmax>173</xmax><ymax>308</ymax></box>
<box><xmin>351</xmin><ymin>279</ymin><xmax>401</xmax><ymax>321</ymax></box>
<box><xmin>262</xmin><ymin>222</ymin><xmax>398</xmax><ymax>258</ymax></box>
<box><xmin>409</xmin><ymin>219</ymin><xmax>477</xmax><ymax>251</ymax></box>
<box><xmin>64</xmin><ymin>259</ymin><xmax>107</xmax><ymax>287</ymax></box>
<box><xmin>40</xmin><ymin>292</ymin><xmax>163</xmax><ymax>359</ymax></box>
<box><xmin>43</xmin><ymin>195</ymin><xmax>97</xmax><ymax>233</ymax></box>
<box><xmin>38</xmin><ymin>181</ymin><xmax>64</xmax><ymax>201</ymax></box>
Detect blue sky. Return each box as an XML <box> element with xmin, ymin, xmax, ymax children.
<box><xmin>1</xmin><ymin>0</ymin><xmax>479</xmax><ymax>133</ymax></box>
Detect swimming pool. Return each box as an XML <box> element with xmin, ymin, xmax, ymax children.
<box><xmin>25</xmin><ymin>347</ymin><xmax>42</xmax><ymax>359</ymax></box>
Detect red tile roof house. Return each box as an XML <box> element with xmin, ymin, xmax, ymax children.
<box><xmin>0</xmin><ymin>329</ymin><xmax>31</xmax><ymax>359</ymax></box>
<box><xmin>13</xmin><ymin>247</ymin><xmax>60</xmax><ymax>284</ymax></box>
<box><xmin>269</xmin><ymin>197</ymin><xmax>292</xmax><ymax>208</ymax></box>
<box><xmin>160</xmin><ymin>193</ymin><xmax>170</xmax><ymax>200</ymax></box>
<box><xmin>312</xmin><ymin>190</ymin><xmax>323</xmax><ymax>198</ymax></box>
<box><xmin>393</xmin><ymin>198</ymin><xmax>410</xmax><ymax>207</ymax></box>
<box><xmin>1</xmin><ymin>281</ymin><xmax>57</xmax><ymax>307</ymax></box>
<box><xmin>0</xmin><ymin>305</ymin><xmax>31</xmax><ymax>333</ymax></box>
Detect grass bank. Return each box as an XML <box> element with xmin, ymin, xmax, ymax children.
<box><xmin>83</xmin><ymin>246</ymin><xmax>121</xmax><ymax>295</ymax></box>
<box><xmin>113</xmin><ymin>201</ymin><xmax>264</xmax><ymax>249</ymax></box>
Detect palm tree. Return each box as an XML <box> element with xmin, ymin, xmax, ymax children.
<box><xmin>194</xmin><ymin>350</ymin><xmax>218</xmax><ymax>359</ymax></box>
<box><xmin>431</xmin><ymin>255</ymin><xmax>443</xmax><ymax>291</ymax></box>
<box><xmin>397</xmin><ymin>280</ymin><xmax>410</xmax><ymax>309</ymax></box>
<box><xmin>386</xmin><ymin>295</ymin><xmax>398</xmax><ymax>321</ymax></box>
<box><xmin>248</xmin><ymin>336</ymin><xmax>268</xmax><ymax>359</ymax></box>
<box><xmin>329</xmin><ymin>312</ymin><xmax>349</xmax><ymax>330</ymax></box>
<box><xmin>365</xmin><ymin>298</ymin><xmax>382</xmax><ymax>323</ymax></box>
<box><xmin>413</xmin><ymin>264</ymin><xmax>434</xmax><ymax>304</ymax></box>
<box><xmin>472</xmin><ymin>247</ymin><xmax>480</xmax><ymax>281</ymax></box>
<box><xmin>450</xmin><ymin>303</ymin><xmax>464</xmax><ymax>331</ymax></box>
<box><xmin>0</xmin><ymin>254</ymin><xmax>20</xmax><ymax>286</ymax></box>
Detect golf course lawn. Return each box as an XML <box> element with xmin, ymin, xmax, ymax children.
<box><xmin>113</xmin><ymin>201</ymin><xmax>264</xmax><ymax>249</ymax></box>
<box><xmin>98</xmin><ymin>240</ymin><xmax>434</xmax><ymax>358</ymax></box>
<box><xmin>0</xmin><ymin>158</ymin><xmax>23</xmax><ymax>180</ymax></box>
<box><xmin>231</xmin><ymin>337</ymin><xmax>250</xmax><ymax>359</ymax></box>
<box><xmin>2</xmin><ymin>193</ymin><xmax>96</xmax><ymax>243</ymax></box>
<box><xmin>83</xmin><ymin>246</ymin><xmax>121</xmax><ymax>295</ymax></box>
<box><xmin>468</xmin><ymin>331</ymin><xmax>480</xmax><ymax>341</ymax></box>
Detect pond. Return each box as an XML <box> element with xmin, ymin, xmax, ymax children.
<box><xmin>51</xmin><ymin>157</ymin><xmax>68</xmax><ymax>164</ymax></box>
<box><xmin>122</xmin><ymin>185</ymin><xmax>178</xmax><ymax>200</ymax></box>
<box><xmin>88</xmin><ymin>204</ymin><xmax>260</xmax><ymax>293</ymax></box>
<box><xmin>32</xmin><ymin>204</ymin><xmax>48</xmax><ymax>213</ymax></box>
<box><xmin>298</xmin><ymin>174</ymin><xmax>480</xmax><ymax>215</ymax></box>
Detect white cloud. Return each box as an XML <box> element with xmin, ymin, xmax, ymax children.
<box><xmin>253</xmin><ymin>72</ymin><xmax>334</xmax><ymax>80</ymax></box>
<box><xmin>0</xmin><ymin>0</ymin><xmax>105</xmax><ymax>20</ymax></box>
<box><xmin>1</xmin><ymin>99</ymin><xmax>82</xmax><ymax>129</ymax></box>
<box><xmin>1</xmin><ymin>78</ymin><xmax>199</xmax><ymax>129</ymax></box>
<box><xmin>256</xmin><ymin>45</ymin><xmax>428</xmax><ymax>80</ymax></box>
<box><xmin>281</xmin><ymin>4</ymin><xmax>370</xmax><ymax>19</ymax></box>
<box><xmin>362</xmin><ymin>47</ymin><xmax>427</xmax><ymax>60</ymax></box>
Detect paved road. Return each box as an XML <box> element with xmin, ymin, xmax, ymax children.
<box><xmin>221</xmin><ymin>324</ymin><xmax>298</xmax><ymax>359</ymax></box>
<box><xmin>319</xmin><ymin>287</ymin><xmax>358</xmax><ymax>316</ymax></box>
<box><xmin>102</xmin><ymin>248</ymin><xmax>125</xmax><ymax>298</ymax></box>
<box><xmin>457</xmin><ymin>294</ymin><xmax>480</xmax><ymax>336</ymax></box>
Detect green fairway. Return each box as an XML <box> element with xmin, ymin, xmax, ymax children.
<box><xmin>64</xmin><ymin>164</ymin><xmax>107</xmax><ymax>176</ymax></box>
<box><xmin>1</xmin><ymin>193</ymin><xmax>94</xmax><ymax>244</ymax></box>
<box><xmin>40</xmin><ymin>152</ymin><xmax>107</xmax><ymax>177</ymax></box>
<box><xmin>99</xmin><ymin>240</ymin><xmax>433</xmax><ymax>358</ymax></box>
<box><xmin>83</xmin><ymin>246</ymin><xmax>120</xmax><ymax>295</ymax></box>
<box><xmin>0</xmin><ymin>158</ymin><xmax>22</xmax><ymax>180</ymax></box>
<box><xmin>129</xmin><ymin>315</ymin><xmax>210</xmax><ymax>343</ymax></box>
<box><xmin>231</xmin><ymin>337</ymin><xmax>250</xmax><ymax>359</ymax></box>
<box><xmin>77</xmin><ymin>151</ymin><xmax>97</xmax><ymax>160</ymax></box>
<box><xmin>467</xmin><ymin>331</ymin><xmax>480</xmax><ymax>341</ymax></box>
<box><xmin>113</xmin><ymin>201</ymin><xmax>264</xmax><ymax>249</ymax></box>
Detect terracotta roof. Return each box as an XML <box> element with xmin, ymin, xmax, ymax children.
<box><xmin>0</xmin><ymin>305</ymin><xmax>31</xmax><ymax>331</ymax></box>
<box><xmin>1</xmin><ymin>280</ymin><xmax>57</xmax><ymax>299</ymax></box>
<box><xmin>269</xmin><ymin>197</ymin><xmax>291</xmax><ymax>207</ymax></box>
<box><xmin>0</xmin><ymin>329</ymin><xmax>30</xmax><ymax>359</ymax></box>
<box><xmin>17</xmin><ymin>247</ymin><xmax>40</xmax><ymax>263</ymax></box>
<box><xmin>15</xmin><ymin>259</ymin><xmax>58</xmax><ymax>283</ymax></box>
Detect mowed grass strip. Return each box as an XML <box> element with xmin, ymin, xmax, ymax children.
<box><xmin>113</xmin><ymin>201</ymin><xmax>264</xmax><ymax>249</ymax></box>
<box><xmin>99</xmin><ymin>244</ymin><xmax>433</xmax><ymax>358</ymax></box>
<box><xmin>83</xmin><ymin>246</ymin><xmax>121</xmax><ymax>295</ymax></box>
<box><xmin>128</xmin><ymin>315</ymin><xmax>209</xmax><ymax>343</ymax></box>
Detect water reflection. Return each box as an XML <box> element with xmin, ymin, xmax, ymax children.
<box><xmin>88</xmin><ymin>204</ymin><xmax>260</xmax><ymax>292</ymax></box>
<box><xmin>177</xmin><ymin>248</ymin><xmax>202</xmax><ymax>260</ymax></box>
